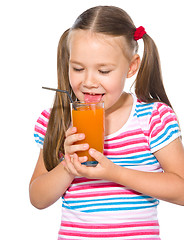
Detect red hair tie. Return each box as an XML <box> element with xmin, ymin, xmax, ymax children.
<box><xmin>134</xmin><ymin>26</ymin><xmax>146</xmax><ymax>41</ymax></box>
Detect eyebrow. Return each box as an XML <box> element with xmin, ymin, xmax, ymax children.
<box><xmin>69</xmin><ymin>60</ymin><xmax>116</xmax><ymax>67</ymax></box>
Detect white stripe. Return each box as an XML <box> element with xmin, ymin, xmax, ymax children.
<box><xmin>58</xmin><ymin>235</ymin><xmax>160</xmax><ymax>240</ymax></box>
<box><xmin>61</xmin><ymin>225</ymin><xmax>159</xmax><ymax>233</ymax></box>
<box><xmin>61</xmin><ymin>207</ymin><xmax>158</xmax><ymax>223</ymax></box>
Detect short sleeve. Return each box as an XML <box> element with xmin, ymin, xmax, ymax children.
<box><xmin>34</xmin><ymin>109</ymin><xmax>50</xmax><ymax>149</ymax></box>
<box><xmin>149</xmin><ymin>102</ymin><xmax>181</xmax><ymax>153</ymax></box>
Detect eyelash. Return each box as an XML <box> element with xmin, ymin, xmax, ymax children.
<box><xmin>99</xmin><ymin>70</ymin><xmax>110</xmax><ymax>74</ymax></box>
<box><xmin>73</xmin><ymin>68</ymin><xmax>84</xmax><ymax>72</ymax></box>
<box><xmin>73</xmin><ymin>68</ymin><xmax>111</xmax><ymax>75</ymax></box>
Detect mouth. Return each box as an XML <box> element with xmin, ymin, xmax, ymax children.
<box><xmin>83</xmin><ymin>92</ymin><xmax>105</xmax><ymax>103</ymax></box>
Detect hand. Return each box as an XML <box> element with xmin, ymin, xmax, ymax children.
<box><xmin>64</xmin><ymin>127</ymin><xmax>89</xmax><ymax>162</ymax></box>
<box><xmin>62</xmin><ymin>148</ymin><xmax>118</xmax><ymax>181</ymax></box>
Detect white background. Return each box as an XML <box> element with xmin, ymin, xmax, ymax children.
<box><xmin>1</xmin><ymin>0</ymin><xmax>184</xmax><ymax>239</ymax></box>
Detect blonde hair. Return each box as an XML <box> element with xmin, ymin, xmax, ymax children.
<box><xmin>43</xmin><ymin>6</ymin><xmax>172</xmax><ymax>171</ymax></box>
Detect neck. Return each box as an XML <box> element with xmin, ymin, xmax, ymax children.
<box><xmin>105</xmin><ymin>92</ymin><xmax>133</xmax><ymax>136</ymax></box>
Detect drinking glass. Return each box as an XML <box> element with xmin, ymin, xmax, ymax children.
<box><xmin>70</xmin><ymin>101</ymin><xmax>104</xmax><ymax>166</ymax></box>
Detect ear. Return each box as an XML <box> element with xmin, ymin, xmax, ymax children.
<box><xmin>127</xmin><ymin>54</ymin><xmax>140</xmax><ymax>78</ymax></box>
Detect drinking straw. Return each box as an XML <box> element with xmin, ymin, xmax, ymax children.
<box><xmin>42</xmin><ymin>86</ymin><xmax>74</xmax><ymax>104</ymax></box>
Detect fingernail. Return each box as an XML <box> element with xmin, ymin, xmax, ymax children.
<box><xmin>83</xmin><ymin>144</ymin><xmax>89</xmax><ymax>149</ymax></box>
<box><xmin>89</xmin><ymin>148</ymin><xmax>95</xmax><ymax>155</ymax></box>
<box><xmin>72</xmin><ymin>127</ymin><xmax>77</xmax><ymax>133</ymax></box>
<box><xmin>79</xmin><ymin>134</ymin><xmax>85</xmax><ymax>140</ymax></box>
<box><xmin>82</xmin><ymin>156</ymin><xmax>88</xmax><ymax>162</ymax></box>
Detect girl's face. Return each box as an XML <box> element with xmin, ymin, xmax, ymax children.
<box><xmin>68</xmin><ymin>30</ymin><xmax>137</xmax><ymax>112</ymax></box>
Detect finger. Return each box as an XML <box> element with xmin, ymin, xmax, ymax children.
<box><xmin>73</xmin><ymin>153</ymin><xmax>87</xmax><ymax>173</ymax></box>
<box><xmin>72</xmin><ymin>154</ymin><xmax>94</xmax><ymax>179</ymax></box>
<box><xmin>78</xmin><ymin>156</ymin><xmax>88</xmax><ymax>163</ymax></box>
<box><xmin>65</xmin><ymin>127</ymin><xmax>77</xmax><ymax>138</ymax></box>
<box><xmin>61</xmin><ymin>157</ymin><xmax>70</xmax><ymax>173</ymax></box>
<box><xmin>64</xmin><ymin>133</ymin><xmax>86</xmax><ymax>146</ymax></box>
<box><xmin>89</xmin><ymin>148</ymin><xmax>104</xmax><ymax>163</ymax></box>
<box><xmin>64</xmin><ymin>154</ymin><xmax>80</xmax><ymax>176</ymax></box>
<box><xmin>66</xmin><ymin>143</ymin><xmax>89</xmax><ymax>155</ymax></box>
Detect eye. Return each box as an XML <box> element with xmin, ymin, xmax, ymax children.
<box><xmin>73</xmin><ymin>67</ymin><xmax>84</xmax><ymax>72</ymax></box>
<box><xmin>99</xmin><ymin>70</ymin><xmax>111</xmax><ymax>74</ymax></box>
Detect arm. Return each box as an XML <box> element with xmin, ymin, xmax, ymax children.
<box><xmin>66</xmin><ymin>137</ymin><xmax>184</xmax><ymax>206</ymax></box>
<box><xmin>30</xmin><ymin>125</ymin><xmax>89</xmax><ymax>209</ymax></box>
<box><xmin>29</xmin><ymin>149</ymin><xmax>74</xmax><ymax>209</ymax></box>
<box><xmin>110</xmin><ymin>137</ymin><xmax>184</xmax><ymax>205</ymax></box>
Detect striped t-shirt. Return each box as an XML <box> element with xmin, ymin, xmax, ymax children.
<box><xmin>34</xmin><ymin>94</ymin><xmax>181</xmax><ymax>239</ymax></box>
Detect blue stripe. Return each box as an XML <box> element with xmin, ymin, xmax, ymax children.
<box><xmin>35</xmin><ymin>139</ymin><xmax>43</xmax><ymax>146</ymax></box>
<box><xmin>34</xmin><ymin>133</ymin><xmax>44</xmax><ymax>142</ymax></box>
<box><xmin>83</xmin><ymin>204</ymin><xmax>158</xmax><ymax>212</ymax></box>
<box><xmin>150</xmin><ymin>124</ymin><xmax>179</xmax><ymax>147</ymax></box>
<box><xmin>63</xmin><ymin>195</ymin><xmax>153</xmax><ymax>204</ymax></box>
<box><xmin>108</xmin><ymin>154</ymin><xmax>158</xmax><ymax>166</ymax></box>
<box><xmin>63</xmin><ymin>203</ymin><xmax>158</xmax><ymax>213</ymax></box>
<box><xmin>133</xmin><ymin>104</ymin><xmax>153</xmax><ymax>117</ymax></box>
<box><xmin>136</xmin><ymin>103</ymin><xmax>154</xmax><ymax>108</ymax></box>
<box><xmin>63</xmin><ymin>199</ymin><xmax>158</xmax><ymax>209</ymax></box>
<box><xmin>134</xmin><ymin>111</ymin><xmax>152</xmax><ymax>117</ymax></box>
<box><xmin>143</xmin><ymin>160</ymin><xmax>159</xmax><ymax>165</ymax></box>
<box><xmin>115</xmin><ymin>160</ymin><xmax>159</xmax><ymax>167</ymax></box>
<box><xmin>151</xmin><ymin>130</ymin><xmax>179</xmax><ymax>151</ymax></box>
<box><xmin>34</xmin><ymin>133</ymin><xmax>44</xmax><ymax>146</ymax></box>
<box><xmin>112</xmin><ymin>157</ymin><xmax>156</xmax><ymax>165</ymax></box>
<box><xmin>108</xmin><ymin>153</ymin><xmax>154</xmax><ymax>160</ymax></box>
<box><xmin>135</xmin><ymin>106</ymin><xmax>153</xmax><ymax>112</ymax></box>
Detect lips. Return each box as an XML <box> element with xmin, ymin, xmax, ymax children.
<box><xmin>84</xmin><ymin>93</ymin><xmax>104</xmax><ymax>103</ymax></box>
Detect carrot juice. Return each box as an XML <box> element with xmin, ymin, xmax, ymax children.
<box><xmin>70</xmin><ymin>102</ymin><xmax>104</xmax><ymax>166</ymax></box>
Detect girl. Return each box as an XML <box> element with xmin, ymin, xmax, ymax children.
<box><xmin>30</xmin><ymin>6</ymin><xmax>184</xmax><ymax>239</ymax></box>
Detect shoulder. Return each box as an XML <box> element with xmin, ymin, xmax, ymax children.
<box><xmin>133</xmin><ymin>97</ymin><xmax>155</xmax><ymax>118</ymax></box>
<box><xmin>149</xmin><ymin>101</ymin><xmax>179</xmax><ymax>133</ymax></box>
<box><xmin>132</xmin><ymin>95</ymin><xmax>181</xmax><ymax>151</ymax></box>
<box><xmin>133</xmin><ymin>96</ymin><xmax>176</xmax><ymax>122</ymax></box>
<box><xmin>147</xmin><ymin>102</ymin><xmax>181</xmax><ymax>152</ymax></box>
<box><xmin>35</xmin><ymin>109</ymin><xmax>51</xmax><ymax>132</ymax></box>
<box><xmin>34</xmin><ymin>109</ymin><xmax>51</xmax><ymax>148</ymax></box>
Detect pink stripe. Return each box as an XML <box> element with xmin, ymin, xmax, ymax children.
<box><xmin>105</xmin><ymin>129</ymin><xmax>143</xmax><ymax>141</ymax></box>
<box><xmin>34</xmin><ymin>125</ymin><xmax>46</xmax><ymax>136</ymax></box>
<box><xmin>104</xmin><ymin>138</ymin><xmax>148</xmax><ymax>149</ymax></box>
<box><xmin>64</xmin><ymin>189</ymin><xmax>141</xmax><ymax>199</ymax></box>
<box><xmin>72</xmin><ymin>177</ymin><xmax>100</xmax><ymax>184</ymax></box>
<box><xmin>157</xmin><ymin>102</ymin><xmax>174</xmax><ymax>117</ymax></box>
<box><xmin>41</xmin><ymin>109</ymin><xmax>50</xmax><ymax>119</ymax></box>
<box><xmin>143</xmin><ymin>129</ymin><xmax>149</xmax><ymax>136</ymax></box>
<box><xmin>159</xmin><ymin>107</ymin><xmax>170</xmax><ymax>118</ymax></box>
<box><xmin>149</xmin><ymin>115</ymin><xmax>160</xmax><ymax>134</ymax></box>
<box><xmin>61</xmin><ymin>220</ymin><xmax>159</xmax><ymax>229</ymax></box>
<box><xmin>151</xmin><ymin>116</ymin><xmax>176</xmax><ymax>138</ymax></box>
<box><xmin>149</xmin><ymin>103</ymin><xmax>176</xmax><ymax>134</ymax></box>
<box><xmin>67</xmin><ymin>182</ymin><xmax>126</xmax><ymax>192</ymax></box>
<box><xmin>59</xmin><ymin>229</ymin><xmax>159</xmax><ymax>238</ymax></box>
<box><xmin>37</xmin><ymin>117</ymin><xmax>48</xmax><ymax>128</ymax></box>
<box><xmin>104</xmin><ymin>146</ymin><xmax>150</xmax><ymax>156</ymax></box>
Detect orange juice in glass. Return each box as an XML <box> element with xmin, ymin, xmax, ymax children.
<box><xmin>70</xmin><ymin>101</ymin><xmax>104</xmax><ymax>166</ymax></box>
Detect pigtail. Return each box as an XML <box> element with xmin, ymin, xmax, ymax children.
<box><xmin>43</xmin><ymin>29</ymin><xmax>75</xmax><ymax>171</ymax></box>
<box><xmin>135</xmin><ymin>34</ymin><xmax>172</xmax><ymax>108</ymax></box>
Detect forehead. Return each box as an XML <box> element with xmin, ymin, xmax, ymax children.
<box><xmin>68</xmin><ymin>30</ymin><xmax>129</xmax><ymax>61</ymax></box>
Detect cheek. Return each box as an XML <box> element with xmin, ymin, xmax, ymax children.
<box><xmin>69</xmin><ymin>70</ymin><xmax>77</xmax><ymax>90</ymax></box>
<box><xmin>68</xmin><ymin>71</ymin><xmax>82</xmax><ymax>99</ymax></box>
<box><xmin>68</xmin><ymin>68</ymin><xmax>73</xmax><ymax>86</ymax></box>
<box><xmin>105</xmin><ymin>76</ymin><xmax>126</xmax><ymax>94</ymax></box>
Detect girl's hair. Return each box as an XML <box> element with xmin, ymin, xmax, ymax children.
<box><xmin>43</xmin><ymin>6</ymin><xmax>172</xmax><ymax>171</ymax></box>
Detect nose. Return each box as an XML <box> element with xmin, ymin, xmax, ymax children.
<box><xmin>82</xmin><ymin>71</ymin><xmax>99</xmax><ymax>88</ymax></box>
